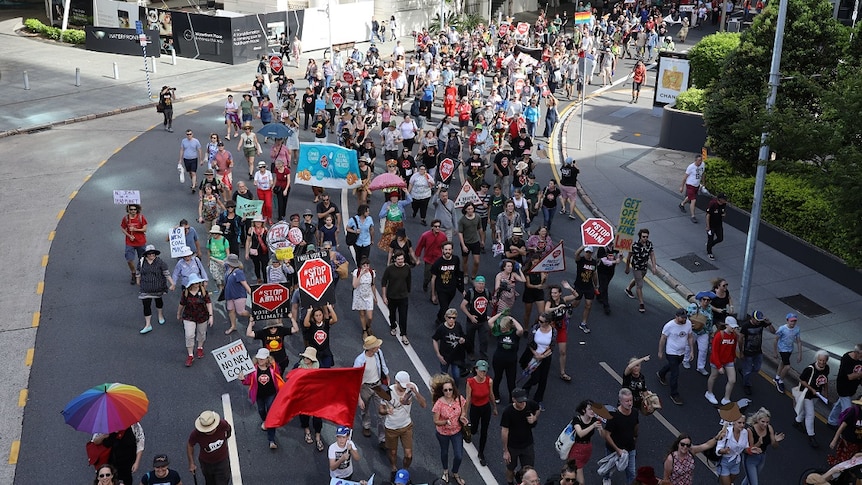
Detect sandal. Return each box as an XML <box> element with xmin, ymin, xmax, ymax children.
<box><xmin>452</xmin><ymin>473</ymin><xmax>465</xmax><ymax>485</ymax></box>
<box><xmin>441</xmin><ymin>471</ymin><xmax>450</xmax><ymax>483</ymax></box>
<box><xmin>390</xmin><ymin>328</ymin><xmax>397</xmax><ymax>336</ymax></box>
<box><xmin>560</xmin><ymin>373</ymin><xmax>572</xmax><ymax>382</ymax></box>
<box><xmin>304</xmin><ymin>431</ymin><xmax>313</xmax><ymax>444</ymax></box>
<box><xmin>401</xmin><ymin>336</ymin><xmax>410</xmax><ymax>346</ymax></box>
<box><xmin>316</xmin><ymin>438</ymin><xmax>325</xmax><ymax>452</ymax></box>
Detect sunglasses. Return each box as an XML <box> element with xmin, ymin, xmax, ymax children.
<box><xmin>443</xmin><ymin>388</ymin><xmax>454</xmax><ymax>392</ymax></box>
<box><xmin>680</xmin><ymin>442</ymin><xmax>692</xmax><ymax>447</ymax></box>
<box><xmin>446</xmin><ymin>316</ymin><xmax>456</xmax><ymax>320</ymax></box>
<box><xmin>432</xmin><ymin>225</ymin><xmax>441</xmax><ymax>228</ymax></box>
<box><xmin>563</xmin><ymin>479</ymin><xmax>577</xmax><ymax>483</ymax></box>
<box><xmin>99</xmin><ymin>473</ymin><xmax>113</xmax><ymax>478</ymax></box>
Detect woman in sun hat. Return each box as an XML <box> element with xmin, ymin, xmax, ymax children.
<box><xmin>294</xmin><ymin>347</ymin><xmax>326</xmax><ymax>451</ymax></box>
<box><xmin>223</xmin><ymin>254</ymin><xmax>252</xmax><ymax>335</ymax></box>
<box><xmin>241</xmin><ymin>348</ymin><xmax>284</xmax><ymax>449</ymax></box>
<box><xmin>137</xmin><ymin>245</ymin><xmax>175</xmax><ymax>335</ymax></box>
<box><xmin>177</xmin><ymin>274</ymin><xmax>212</xmax><ymax>367</ymax></box>
<box><xmin>245</xmin><ymin>215</ymin><xmax>270</xmax><ymax>284</ymax></box>
<box><xmin>171</xmin><ymin>245</ymin><xmax>208</xmax><ymax>290</ymax></box>
<box><xmin>206</xmin><ymin>225</ymin><xmax>230</xmax><ymax>294</ymax></box>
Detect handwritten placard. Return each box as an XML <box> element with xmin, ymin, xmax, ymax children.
<box><xmin>211</xmin><ymin>340</ymin><xmax>254</xmax><ymax>382</ymax></box>
<box><xmin>614</xmin><ymin>198</ymin><xmax>642</xmax><ymax>252</ymax></box>
<box><xmin>236</xmin><ymin>196</ymin><xmax>263</xmax><ymax>219</ymax></box>
<box><xmin>113</xmin><ymin>190</ymin><xmax>140</xmax><ymax>205</ymax></box>
<box><xmin>169</xmin><ymin>227</ymin><xmax>186</xmax><ymax>258</ymax></box>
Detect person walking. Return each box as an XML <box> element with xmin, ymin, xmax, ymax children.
<box><xmin>684</xmin><ymin>291</ymin><xmax>715</xmax><ymax>375</ymax></box>
<box><xmin>595</xmin><ymin>243</ymin><xmax>623</xmax><ymax>315</ymax></box>
<box><xmin>562</xmin><ymin>245</ymin><xmax>598</xmax><ymax>334</ymax></box>
<box><xmin>121</xmin><ymin>204</ymin><xmax>148</xmax><ymax>285</ymax></box>
<box><xmin>380</xmin><ymin>371</ymin><xmax>427</xmax><ymax>478</ymax></box>
<box><xmin>566</xmin><ymin>400</ymin><xmax>608</xmax><ymax>485</ymax></box>
<box><xmin>657</xmin><ymin>308</ymin><xmax>694</xmax><ymax>406</ymax></box>
<box><xmin>739</xmin><ymin>310</ymin><xmax>776</xmax><ymax>396</ymax></box>
<box><xmin>630</xmin><ymin>60</ymin><xmax>646</xmax><ymax>103</ymax></box>
<box><xmin>381</xmin><ymin>250</ymin><xmax>412</xmax><ymax>345</ymax></box>
<box><xmin>91</xmin><ymin>423</ymin><xmax>145</xmax><ymax>485</ymax></box>
<box><xmin>557</xmin><ymin>157</ymin><xmax>579</xmax><ymax>219</ymax></box>
<box><xmin>625</xmin><ymin>228</ymin><xmax>656</xmax><ymax>314</ymax></box>
<box><xmin>415</xmin><ymin>221</ymin><xmax>448</xmax><ymax>292</ymax></box>
<box><xmin>431</xmin><ymin>187</ymin><xmax>457</xmax><ymax>242</ymax></box>
<box><xmin>601</xmin><ymin>388</ymin><xmax>639</xmax><ymax>485</ymax></box>
<box><xmin>828</xmin><ymin>343</ymin><xmax>862</xmax><ymax>427</ymax></box>
<box><xmin>740</xmin><ymin>407</ymin><xmax>785</xmax><ymax>485</ymax></box>
<box><xmin>794</xmin><ymin>351</ymin><xmax>830</xmax><ymax>448</ymax></box>
<box><xmin>431</xmin><ymin>374</ymin><xmax>469</xmax><ymax>485</ymax></box>
<box><xmin>773</xmin><ymin>313</ymin><xmax>803</xmax><ymax>393</ymax></box>
<box><xmin>705</xmin><ymin>316</ymin><xmax>740</xmax><ymax>406</ymax></box>
<box><xmin>176</xmin><ymin>274</ymin><xmax>212</xmax><ymax>367</ymax></box>
<box><xmin>179</xmin><ymin>130</ymin><xmax>203</xmax><ymax>193</ymax></box>
<box><xmin>433</xmin><ymin>308</ymin><xmax>468</xmax><ymax>380</ymax></box>
<box><xmin>139</xmin><ymin>453</ymin><xmax>182</xmax><ymax>485</ymax></box>
<box><xmin>222</xmin><ymin>254</ymin><xmax>252</xmax><ymax>335</ymax></box>
<box><xmin>660</xmin><ymin>430</ymin><xmax>727</xmax><ymax>485</ymax></box>
<box><xmin>329</xmin><ymin>426</ymin><xmax>361</xmax><ymax>480</ymax></box>
<box><xmin>430</xmin><ymin>242</ymin><xmax>464</xmax><ymax>325</ymax></box>
<box><xmin>501</xmin><ymin>388</ymin><xmax>541</xmax><ymax>485</ymax></box>
<box><xmin>158</xmin><ymin>86</ymin><xmax>175</xmax><ymax>132</ymax></box>
<box><xmin>136</xmin><ymin>245</ymin><xmax>175</xmax><ymax>335</ymax></box>
<box><xmin>354</xmin><ymin>335</ymin><xmax>389</xmax><ymax>447</ymax></box>
<box><xmin>352</xmin><ymin>257</ymin><xmax>378</xmax><ymax>338</ymax></box>
<box><xmin>237</xmin><ymin>123</ymin><xmax>263</xmax><ymax>180</ymax></box>
<box><xmin>521</xmin><ymin>314</ymin><xmax>557</xmax><ymax>409</ymax></box>
<box><xmin>465</xmin><ymin>360</ymin><xmax>497</xmax><ymax>466</ymax></box>
<box><xmin>346</xmin><ymin>204</ymin><xmax>375</xmax><ymax>264</ymax></box>
<box><xmin>705</xmin><ymin>193</ymin><xmax>727</xmax><ymax>260</ymax></box>
<box><xmin>461</xmin><ymin>275</ymin><xmax>492</xmax><ymax>361</ymax></box>
<box><xmin>187</xmin><ymin>411</ymin><xmax>232</xmax><ymax>485</ymax></box>
<box><xmin>678</xmin><ymin>154</ymin><xmax>705</xmax><ymax>223</ymax></box>
<box><xmin>716</xmin><ymin>407</ymin><xmax>750</xmax><ymax>485</ymax></box>
<box><xmin>240</xmin><ymin>348</ymin><xmax>284</xmax><ymax>449</ymax></box>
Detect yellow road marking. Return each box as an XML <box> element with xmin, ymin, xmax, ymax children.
<box><xmin>129</xmin><ymin>135</ymin><xmax>139</xmax><ymax>143</ymax></box>
<box><xmin>41</xmin><ymin>255</ymin><xmax>48</xmax><ymax>267</ymax></box>
<box><xmin>18</xmin><ymin>389</ymin><xmax>27</xmax><ymax>407</ymax></box>
<box><xmin>25</xmin><ymin>349</ymin><xmax>34</xmax><ymax>366</ymax></box>
<box><xmin>56</xmin><ymin>209</ymin><xmax>65</xmax><ymax>220</ymax></box>
<box><xmin>99</xmin><ymin>159</ymin><xmax>108</xmax><ymax>167</ymax></box>
<box><xmin>8</xmin><ymin>441</ymin><xmax>19</xmax><ymax>464</ymax></box>
<box><xmin>31</xmin><ymin>312</ymin><xmax>40</xmax><ymax>328</ymax></box>
<box><xmin>36</xmin><ymin>282</ymin><xmax>44</xmax><ymax>295</ymax></box>
<box><xmin>83</xmin><ymin>174</ymin><xmax>91</xmax><ymax>182</ymax></box>
<box><xmin>48</xmin><ymin>231</ymin><xmax>55</xmax><ymax>241</ymax></box>
<box><xmin>69</xmin><ymin>190</ymin><xmax>77</xmax><ymax>199</ymax></box>
<box><xmin>113</xmin><ymin>147</ymin><xmax>121</xmax><ymax>154</ymax></box>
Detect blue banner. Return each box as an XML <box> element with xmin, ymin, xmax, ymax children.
<box><xmin>296</xmin><ymin>143</ymin><xmax>361</xmax><ymax>189</ymax></box>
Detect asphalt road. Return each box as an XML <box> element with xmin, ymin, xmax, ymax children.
<box><xmin>17</xmin><ymin>68</ymin><xmax>832</xmax><ymax>485</ymax></box>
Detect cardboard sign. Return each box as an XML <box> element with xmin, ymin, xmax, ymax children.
<box><xmin>211</xmin><ymin>340</ymin><xmax>254</xmax><ymax>382</ymax></box>
<box><xmin>113</xmin><ymin>190</ymin><xmax>140</xmax><ymax>205</ymax></box>
<box><xmin>516</xmin><ymin>22</ymin><xmax>530</xmax><ymax>35</ymax></box>
<box><xmin>330</xmin><ymin>474</ymin><xmax>376</xmax><ymax>485</ymax></box>
<box><xmin>530</xmin><ymin>241</ymin><xmax>566</xmax><ymax>273</ymax></box>
<box><xmin>235</xmin><ymin>196</ymin><xmax>264</xmax><ymax>219</ymax></box>
<box><xmin>613</xmin><ymin>198</ymin><xmax>642</xmax><ymax>252</ymax></box>
<box><xmin>581</xmin><ymin>218</ymin><xmax>614</xmax><ymax>247</ymax></box>
<box><xmin>343</xmin><ymin>71</ymin><xmax>355</xmax><ymax>84</ymax></box>
<box><xmin>169</xmin><ymin>227</ymin><xmax>186</xmax><ymax>258</ymax></box>
<box><xmin>251</xmin><ymin>283</ymin><xmax>291</xmax><ymax>320</ymax></box>
<box><xmin>453</xmin><ymin>180</ymin><xmax>481</xmax><ymax>208</ymax></box>
<box><xmin>275</xmin><ymin>246</ymin><xmax>294</xmax><ymax>261</ymax></box>
<box><xmin>267</xmin><ymin>221</ymin><xmax>292</xmax><ymax>253</ymax></box>
<box><xmin>297</xmin><ymin>255</ymin><xmax>335</xmax><ymax>307</ymax></box>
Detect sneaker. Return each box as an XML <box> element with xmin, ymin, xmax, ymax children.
<box><xmin>744</xmin><ymin>385</ymin><xmax>752</xmax><ymax>395</ymax></box>
<box><xmin>539</xmin><ymin>402</ymin><xmax>546</xmax><ymax>411</ymax></box>
<box><xmin>691</xmin><ymin>216</ymin><xmax>698</xmax><ymax>223</ymax></box>
<box><xmin>697</xmin><ymin>368</ymin><xmax>709</xmax><ymax>376</ymax></box>
<box><xmin>704</xmin><ymin>391</ymin><xmax>718</xmax><ymax>405</ymax></box>
<box><xmin>185</xmin><ymin>355</ymin><xmax>194</xmax><ymax>367</ymax></box>
<box><xmin>808</xmin><ymin>436</ymin><xmax>819</xmax><ymax>448</ymax></box>
<box><xmin>678</xmin><ymin>203</ymin><xmax>685</xmax><ymax>213</ymax></box>
<box><xmin>560</xmin><ymin>208</ymin><xmax>567</xmax><ymax>214</ymax></box>
<box><xmin>708</xmin><ymin>253</ymin><xmax>715</xmax><ymax>261</ymax></box>
<box><xmin>656</xmin><ymin>372</ymin><xmax>668</xmax><ymax>386</ymax></box>
<box><xmin>774</xmin><ymin>379</ymin><xmax>785</xmax><ymax>393</ymax></box>
<box><xmin>638</xmin><ymin>303</ymin><xmax>645</xmax><ymax>313</ymax></box>
<box><xmin>720</xmin><ymin>398</ymin><xmax>731</xmax><ymax>405</ymax></box>
<box><xmin>269</xmin><ymin>441</ymin><xmax>278</xmax><ymax>449</ymax></box>
<box><xmin>682</xmin><ymin>360</ymin><xmax>691</xmax><ymax>369</ymax></box>
<box><xmin>130</xmin><ymin>273</ymin><xmax>137</xmax><ymax>285</ymax></box>
<box><xmin>671</xmin><ymin>394</ymin><xmax>684</xmax><ymax>405</ymax></box>
<box><xmin>603</xmin><ymin>479</ymin><xmax>612</xmax><ymax>485</ymax></box>
<box><xmin>625</xmin><ymin>287</ymin><xmax>635</xmax><ymax>299</ymax></box>
<box><xmin>793</xmin><ymin>421</ymin><xmax>805</xmax><ymax>433</ymax></box>
<box><xmin>579</xmin><ymin>322</ymin><xmax>591</xmax><ymax>334</ymax></box>
<box><xmin>197</xmin><ymin>347</ymin><xmax>205</xmax><ymax>359</ymax></box>
<box><xmin>568</xmin><ymin>213</ymin><xmax>577</xmax><ymax>220</ymax></box>
<box><xmin>479</xmin><ymin>454</ymin><xmax>487</xmax><ymax>466</ymax></box>
<box><xmin>495</xmin><ymin>398</ymin><xmax>501</xmax><ymax>404</ymax></box>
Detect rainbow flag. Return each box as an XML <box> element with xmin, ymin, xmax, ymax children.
<box><xmin>574</xmin><ymin>11</ymin><xmax>591</xmax><ymax>24</ymax></box>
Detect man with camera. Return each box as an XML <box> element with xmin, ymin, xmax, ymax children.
<box><xmin>158</xmin><ymin>86</ymin><xmax>176</xmax><ymax>132</ymax></box>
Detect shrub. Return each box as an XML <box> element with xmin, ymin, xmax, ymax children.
<box><xmin>23</xmin><ymin>18</ymin><xmax>85</xmax><ymax>44</ymax></box>
<box><xmin>62</xmin><ymin>29</ymin><xmax>85</xmax><ymax>44</ymax></box>
<box><xmin>687</xmin><ymin>32</ymin><xmax>740</xmax><ymax>88</ymax></box>
<box><xmin>23</xmin><ymin>18</ymin><xmax>44</xmax><ymax>32</ymax></box>
<box><xmin>674</xmin><ymin>88</ymin><xmax>706</xmax><ymax>113</ymax></box>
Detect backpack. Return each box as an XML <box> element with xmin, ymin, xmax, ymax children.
<box><xmin>410</xmin><ymin>99</ymin><xmax>421</xmax><ymax>117</ymax></box>
<box><xmin>345</xmin><ymin>216</ymin><xmax>360</xmax><ymax>246</ymax></box>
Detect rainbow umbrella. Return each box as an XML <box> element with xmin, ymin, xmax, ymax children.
<box><xmin>62</xmin><ymin>383</ymin><xmax>149</xmax><ymax>434</ymax></box>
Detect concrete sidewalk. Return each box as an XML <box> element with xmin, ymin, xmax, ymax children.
<box><xmin>556</xmin><ymin>79</ymin><xmax>862</xmax><ymax>402</ymax></box>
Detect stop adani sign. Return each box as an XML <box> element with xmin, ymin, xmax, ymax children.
<box><xmin>298</xmin><ymin>258</ymin><xmax>335</xmax><ymax>306</ymax></box>
<box><xmin>581</xmin><ymin>218</ymin><xmax>614</xmax><ymax>246</ymax></box>
<box><xmin>251</xmin><ymin>283</ymin><xmax>291</xmax><ymax>321</ymax></box>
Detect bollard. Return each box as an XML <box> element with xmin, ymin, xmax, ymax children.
<box><xmin>113</xmin><ymin>62</ymin><xmax>119</xmax><ymax>80</ymax></box>
<box><xmin>75</xmin><ymin>67</ymin><xmax>80</xmax><ymax>87</ymax></box>
<box><xmin>171</xmin><ymin>50</ymin><xmax>176</xmax><ymax>66</ymax></box>
<box><xmin>23</xmin><ymin>71</ymin><xmax>30</xmax><ymax>90</ymax></box>
<box><xmin>150</xmin><ymin>57</ymin><xmax>157</xmax><ymax>73</ymax></box>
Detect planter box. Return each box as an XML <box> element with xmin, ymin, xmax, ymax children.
<box><xmin>659</xmin><ymin>103</ymin><xmax>706</xmax><ymax>153</ymax></box>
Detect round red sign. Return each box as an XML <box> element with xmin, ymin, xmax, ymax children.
<box><xmin>299</xmin><ymin>259</ymin><xmax>333</xmax><ymax>301</ymax></box>
<box><xmin>269</xmin><ymin>56</ymin><xmax>283</xmax><ymax>73</ymax></box>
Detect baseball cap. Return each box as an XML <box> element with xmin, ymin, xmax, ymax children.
<box><xmin>395</xmin><ymin>370</ymin><xmax>411</xmax><ymax>386</ymax></box>
<box><xmin>724</xmin><ymin>316</ymin><xmax>739</xmax><ymax>328</ymax></box>
<box><xmin>786</xmin><ymin>313</ymin><xmax>798</xmax><ymax>321</ymax></box>
<box><xmin>584</xmin><ymin>246</ymin><xmax>595</xmax><ymax>252</ymax></box>
<box><xmin>475</xmin><ymin>360</ymin><xmax>489</xmax><ymax>372</ymax></box>
<box><xmin>394</xmin><ymin>469</ymin><xmax>410</xmax><ymax>484</ymax></box>
<box><xmin>474</xmin><ymin>275</ymin><xmax>486</xmax><ymax>283</ymax></box>
<box><xmin>335</xmin><ymin>426</ymin><xmax>351</xmax><ymax>436</ymax></box>
<box><xmin>752</xmin><ymin>310</ymin><xmax>766</xmax><ymax>322</ymax></box>
<box><xmin>512</xmin><ymin>388</ymin><xmax>528</xmax><ymax>403</ymax></box>
<box><xmin>152</xmin><ymin>454</ymin><xmax>169</xmax><ymax>467</ymax></box>
<box><xmin>675</xmin><ymin>308</ymin><xmax>687</xmax><ymax>317</ymax></box>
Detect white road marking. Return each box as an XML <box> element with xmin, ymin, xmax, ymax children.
<box><xmin>221</xmin><ymin>392</ymin><xmax>244</xmax><ymax>485</ymax></box>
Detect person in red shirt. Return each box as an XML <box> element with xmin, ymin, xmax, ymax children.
<box><xmin>414</xmin><ymin>220</ymin><xmax>448</xmax><ymax>292</ymax></box>
<box><xmin>705</xmin><ymin>316</ymin><xmax>739</xmax><ymax>405</ymax></box>
<box><xmin>120</xmin><ymin>204</ymin><xmax>148</xmax><ymax>285</ymax></box>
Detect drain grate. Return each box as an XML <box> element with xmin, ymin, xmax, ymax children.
<box><xmin>778</xmin><ymin>294</ymin><xmax>831</xmax><ymax>318</ymax></box>
<box><xmin>672</xmin><ymin>253</ymin><xmax>717</xmax><ymax>273</ymax></box>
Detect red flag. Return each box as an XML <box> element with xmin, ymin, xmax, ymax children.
<box><xmin>264</xmin><ymin>367</ymin><xmax>364</xmax><ymax>428</ymax></box>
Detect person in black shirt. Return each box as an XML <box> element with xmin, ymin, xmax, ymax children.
<box><xmin>301</xmin><ymin>87</ymin><xmax>316</xmax><ymax>129</ymax></box>
<box><xmin>739</xmin><ymin>310</ymin><xmax>776</xmax><ymax>395</ymax></box>
<box><xmin>602</xmin><ymin>388</ymin><xmax>639</xmax><ymax>484</ymax></box>
<box><xmin>501</xmin><ymin>388</ymin><xmax>541</xmax><ymax>484</ymax></box>
<box><xmin>562</xmin><ymin>246</ymin><xmax>598</xmax><ymax>334</ymax></box>
<box><xmin>430</xmin><ymin>242</ymin><xmax>464</xmax><ymax>324</ymax></box>
<box><xmin>511</xmin><ymin>129</ymin><xmax>533</xmax><ymax>159</ymax></box>
<box><xmin>433</xmin><ymin>307</ymin><xmax>467</xmax><ymax>380</ymax></box>
<box><xmin>247</xmin><ymin>319</ymin><xmax>300</xmax><ymax>376</ymax></box>
<box><xmin>558</xmin><ymin>157</ymin><xmax>579</xmax><ymax>218</ymax></box>
<box><xmin>705</xmin><ymin>193</ymin><xmax>727</xmax><ymax>261</ymax></box>
<box><xmin>595</xmin><ymin>243</ymin><xmax>623</xmax><ymax>314</ymax></box>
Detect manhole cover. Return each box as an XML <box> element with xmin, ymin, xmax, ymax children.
<box><xmin>672</xmin><ymin>253</ymin><xmax>717</xmax><ymax>273</ymax></box>
<box><xmin>654</xmin><ymin>159</ymin><xmax>675</xmax><ymax>166</ymax></box>
<box><xmin>778</xmin><ymin>294</ymin><xmax>831</xmax><ymax>318</ymax></box>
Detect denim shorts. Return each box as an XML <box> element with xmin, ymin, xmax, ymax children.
<box><xmin>717</xmin><ymin>455</ymin><xmax>740</xmax><ymax>476</ymax></box>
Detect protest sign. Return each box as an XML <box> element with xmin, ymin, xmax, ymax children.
<box><xmin>169</xmin><ymin>227</ymin><xmax>186</xmax><ymax>258</ymax></box>
<box><xmin>211</xmin><ymin>340</ymin><xmax>253</xmax><ymax>382</ymax></box>
<box><xmin>235</xmin><ymin>196</ymin><xmax>264</xmax><ymax>219</ymax></box>
<box><xmin>113</xmin><ymin>190</ymin><xmax>140</xmax><ymax>205</ymax></box>
<box><xmin>296</xmin><ymin>143</ymin><xmax>361</xmax><ymax>189</ymax></box>
<box><xmin>453</xmin><ymin>181</ymin><xmax>481</xmax><ymax>208</ymax></box>
<box><xmin>614</xmin><ymin>198</ymin><xmax>642</xmax><ymax>252</ymax></box>
<box><xmin>530</xmin><ymin>241</ymin><xmax>566</xmax><ymax>273</ymax></box>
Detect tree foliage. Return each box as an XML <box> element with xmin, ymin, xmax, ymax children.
<box><xmin>675</xmin><ymin>88</ymin><xmax>706</xmax><ymax>112</ymax></box>
<box><xmin>687</xmin><ymin>33</ymin><xmax>740</xmax><ymax>88</ymax></box>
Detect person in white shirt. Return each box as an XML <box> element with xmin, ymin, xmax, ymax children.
<box><xmin>329</xmin><ymin>426</ymin><xmax>361</xmax><ymax>479</ymax></box>
<box><xmin>379</xmin><ymin>371</ymin><xmax>427</xmax><ymax>474</ymax></box>
<box><xmin>716</xmin><ymin>408</ymin><xmax>749</xmax><ymax>485</ymax></box>
<box><xmin>657</xmin><ymin>308</ymin><xmax>694</xmax><ymax>406</ymax></box>
<box><xmin>392</xmin><ymin>40</ymin><xmax>405</xmax><ymax>59</ymax></box>
<box><xmin>354</xmin><ymin>336</ymin><xmax>389</xmax><ymax>446</ymax></box>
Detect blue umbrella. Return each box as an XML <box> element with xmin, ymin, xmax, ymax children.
<box><xmin>257</xmin><ymin>123</ymin><xmax>294</xmax><ymax>139</ymax></box>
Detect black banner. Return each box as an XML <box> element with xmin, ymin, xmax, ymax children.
<box><xmin>230</xmin><ymin>14</ymin><xmax>267</xmax><ymax>64</ymax></box>
<box><xmin>170</xmin><ymin>12</ymin><xmax>233</xmax><ymax>64</ymax></box>
<box><xmin>85</xmin><ymin>26</ymin><xmax>160</xmax><ymax>57</ymax></box>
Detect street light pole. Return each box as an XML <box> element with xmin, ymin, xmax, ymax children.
<box><xmin>737</xmin><ymin>0</ymin><xmax>789</xmax><ymax>317</ymax></box>
<box><xmin>326</xmin><ymin>0</ymin><xmax>333</xmax><ymax>61</ymax></box>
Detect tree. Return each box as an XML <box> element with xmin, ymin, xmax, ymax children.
<box><xmin>687</xmin><ymin>32</ymin><xmax>740</xmax><ymax>88</ymax></box>
<box><xmin>703</xmin><ymin>0</ymin><xmax>849</xmax><ymax>174</ymax></box>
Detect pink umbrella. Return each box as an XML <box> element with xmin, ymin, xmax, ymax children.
<box><xmin>367</xmin><ymin>172</ymin><xmax>407</xmax><ymax>191</ymax></box>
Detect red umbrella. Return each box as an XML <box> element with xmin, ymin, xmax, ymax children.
<box><xmin>367</xmin><ymin>172</ymin><xmax>407</xmax><ymax>191</ymax></box>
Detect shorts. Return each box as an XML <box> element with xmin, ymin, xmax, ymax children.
<box><xmin>685</xmin><ymin>184</ymin><xmax>699</xmax><ymax>200</ymax></box>
<box><xmin>779</xmin><ymin>352</ymin><xmax>792</xmax><ymax>365</ymax></box>
<box><xmin>632</xmin><ymin>269</ymin><xmax>646</xmax><ymax>289</ymax></box>
<box><xmin>459</xmin><ymin>119</ymin><xmax>470</xmax><ymax>128</ymax></box>
<box><xmin>183</xmin><ymin>158</ymin><xmax>198</xmax><ymax>173</ymax></box>
<box><xmin>716</xmin><ymin>455</ymin><xmax>740</xmax><ymax>476</ymax></box>
<box><xmin>242</xmin><ymin>114</ymin><xmax>253</xmax><ymax>122</ymax></box>
<box><xmin>574</xmin><ymin>286</ymin><xmax>595</xmax><ymax>300</ymax></box>
<box><xmin>559</xmin><ymin>184</ymin><xmax>577</xmax><ymax>199</ymax></box>
<box><xmin>226</xmin><ymin>298</ymin><xmax>247</xmax><ymax>313</ymax></box>
<box><xmin>384</xmin><ymin>422</ymin><xmax>414</xmax><ymax>450</ymax></box>
<box><xmin>125</xmin><ymin>244</ymin><xmax>146</xmax><ymax>262</ymax></box>
<box><xmin>710</xmin><ymin>362</ymin><xmax>735</xmax><ymax>369</ymax></box>
<box><xmin>505</xmin><ymin>444</ymin><xmax>535</xmax><ymax>471</ymax></box>
<box><xmin>462</xmin><ymin>241</ymin><xmax>481</xmax><ymax>256</ymax></box>
<box><xmin>243</xmin><ymin>147</ymin><xmax>257</xmax><ymax>159</ymax></box>
<box><xmin>522</xmin><ymin>287</ymin><xmax>545</xmax><ymax>303</ymax></box>
<box><xmin>633</xmin><ymin>81</ymin><xmax>643</xmax><ymax>92</ymax></box>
